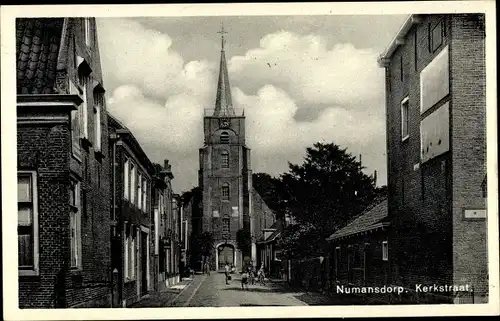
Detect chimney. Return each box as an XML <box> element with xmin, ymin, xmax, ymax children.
<box><xmin>374</xmin><ymin>170</ymin><xmax>377</xmax><ymax>186</ymax></box>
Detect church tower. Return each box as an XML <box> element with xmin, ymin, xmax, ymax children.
<box><xmin>198</xmin><ymin>25</ymin><xmax>253</xmax><ymax>271</ymax></box>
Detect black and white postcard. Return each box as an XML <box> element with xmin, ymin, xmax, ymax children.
<box><xmin>1</xmin><ymin>1</ymin><xmax>498</xmax><ymax>320</ymax></box>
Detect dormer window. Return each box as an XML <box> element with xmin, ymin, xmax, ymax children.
<box><xmin>220</xmin><ymin>131</ymin><xmax>229</xmax><ymax>144</ymax></box>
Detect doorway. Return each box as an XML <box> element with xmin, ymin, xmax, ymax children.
<box><xmin>141</xmin><ymin>231</ymin><xmax>148</xmax><ymax>295</ymax></box>
<box><xmin>217</xmin><ymin>244</ymin><xmax>235</xmax><ymax>270</ymax></box>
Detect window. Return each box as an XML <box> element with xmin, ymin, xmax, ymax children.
<box><xmin>138</xmin><ymin>173</ymin><xmax>142</xmax><ymax>209</ymax></box>
<box><xmin>70</xmin><ymin>179</ymin><xmax>82</xmax><ymax>268</ymax></box>
<box><xmin>222</xmin><ymin>184</ymin><xmax>229</xmax><ymax>201</ymax></box>
<box><xmin>70</xmin><ymin>80</ymin><xmax>82</xmax><ymax>160</ymax></box>
<box><xmin>18</xmin><ymin>172</ymin><xmax>38</xmax><ymax>274</ymax></box>
<box><xmin>130</xmin><ymin>232</ymin><xmax>136</xmax><ymax>279</ymax></box>
<box><xmin>400</xmin><ymin>55</ymin><xmax>404</xmax><ymax>81</ymax></box>
<box><xmin>124</xmin><ymin>159</ymin><xmax>130</xmax><ymax>199</ymax></box>
<box><xmin>401</xmin><ymin>97</ymin><xmax>409</xmax><ymax>141</ymax></box>
<box><xmin>382</xmin><ymin>241</ymin><xmax>389</xmax><ymax>261</ymax></box>
<box><xmin>125</xmin><ymin>226</ymin><xmax>136</xmax><ymax>280</ymax></box>
<box><xmin>221</xmin><ymin>150</ymin><xmax>229</xmax><ymax>168</ymax></box>
<box><xmin>220</xmin><ymin>131</ymin><xmax>229</xmax><ymax>144</ymax></box>
<box><xmin>335</xmin><ymin>246</ymin><xmax>341</xmax><ymax>277</ymax></box>
<box><xmin>430</xmin><ymin>20</ymin><xmax>443</xmax><ymax>53</ymax></box>
<box><xmin>482</xmin><ymin>175</ymin><xmax>487</xmax><ymax>198</ymax></box>
<box><xmin>222</xmin><ymin>218</ymin><xmax>230</xmax><ymax>236</ymax></box>
<box><xmin>130</xmin><ymin>163</ymin><xmax>136</xmax><ymax>204</ymax></box>
<box><xmin>84</xmin><ymin>18</ymin><xmax>91</xmax><ymax>47</ymax></box>
<box><xmin>142</xmin><ymin>179</ymin><xmax>147</xmax><ymax>212</ymax></box>
<box><xmin>414</xmin><ymin>31</ymin><xmax>418</xmax><ymax>71</ymax></box>
<box><xmin>78</xmin><ymin>73</ymin><xmax>89</xmax><ymax>140</ymax></box>
<box><xmin>93</xmin><ymin>91</ymin><xmax>102</xmax><ymax>151</ymax></box>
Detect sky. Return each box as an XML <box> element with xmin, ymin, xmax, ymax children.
<box><xmin>96</xmin><ymin>15</ymin><xmax>408</xmax><ymax>193</ymax></box>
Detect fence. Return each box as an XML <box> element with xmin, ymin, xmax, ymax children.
<box><xmin>290</xmin><ymin>256</ymin><xmax>329</xmax><ymax>291</ymax></box>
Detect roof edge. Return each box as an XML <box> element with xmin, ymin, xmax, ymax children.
<box><xmin>377</xmin><ymin>14</ymin><xmax>423</xmax><ymax>67</ymax></box>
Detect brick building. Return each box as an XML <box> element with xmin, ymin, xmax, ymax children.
<box><xmin>150</xmin><ymin>160</ymin><xmax>174</xmax><ymax>291</ymax></box>
<box><xmin>17</xmin><ymin>18</ymin><xmax>112</xmax><ymax>308</ymax></box>
<box><xmin>378</xmin><ymin>14</ymin><xmax>487</xmax><ymax>303</ymax></box>
<box><xmin>326</xmin><ymin>199</ymin><xmax>390</xmax><ymax>289</ymax></box>
<box><xmin>198</xmin><ymin>28</ymin><xmax>276</xmax><ymax>271</ymax></box>
<box><xmin>181</xmin><ymin>187</ymin><xmax>203</xmax><ymax>271</ymax></box>
<box><xmin>172</xmin><ymin>194</ymin><xmax>183</xmax><ymax>279</ymax></box>
<box><xmin>108</xmin><ymin>114</ymin><xmax>154</xmax><ymax>307</ymax></box>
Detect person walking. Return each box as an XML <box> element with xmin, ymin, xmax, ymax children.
<box><xmin>257</xmin><ymin>264</ymin><xmax>266</xmax><ymax>285</ymax></box>
<box><xmin>248</xmin><ymin>264</ymin><xmax>255</xmax><ymax>285</ymax></box>
<box><xmin>204</xmin><ymin>262</ymin><xmax>211</xmax><ymax>275</ymax></box>
<box><xmin>224</xmin><ymin>263</ymin><xmax>231</xmax><ymax>285</ymax></box>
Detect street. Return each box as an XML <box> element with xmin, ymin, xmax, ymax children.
<box><xmin>132</xmin><ymin>273</ymin><xmax>337</xmax><ymax>307</ymax></box>
<box><xmin>178</xmin><ymin>273</ymin><xmax>309</xmax><ymax>307</ymax></box>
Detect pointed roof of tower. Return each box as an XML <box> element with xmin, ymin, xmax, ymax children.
<box><xmin>213</xmin><ymin>23</ymin><xmax>235</xmax><ymax>117</ymax></box>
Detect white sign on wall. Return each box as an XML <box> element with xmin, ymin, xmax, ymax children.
<box><xmin>420</xmin><ymin>102</ymin><xmax>450</xmax><ymax>163</ymax></box>
<box><xmin>464</xmin><ymin>209</ymin><xmax>487</xmax><ymax>219</ymax></box>
<box><xmin>231</xmin><ymin>206</ymin><xmax>239</xmax><ymax>217</ymax></box>
<box><xmin>213</xmin><ymin>210</ymin><xmax>219</xmax><ymax>217</ymax></box>
<box><xmin>420</xmin><ymin>45</ymin><xmax>449</xmax><ymax>113</ymax></box>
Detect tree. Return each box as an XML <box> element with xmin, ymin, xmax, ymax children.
<box><xmin>236</xmin><ymin>228</ymin><xmax>252</xmax><ymax>260</ymax></box>
<box><xmin>277</xmin><ymin>142</ymin><xmax>380</xmax><ymax>258</ymax></box>
<box><xmin>252</xmin><ymin>173</ymin><xmax>285</xmax><ymax>216</ymax></box>
<box><xmin>192</xmin><ymin>231</ymin><xmax>214</xmax><ymax>268</ymax></box>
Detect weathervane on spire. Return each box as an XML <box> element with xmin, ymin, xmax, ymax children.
<box><xmin>217</xmin><ymin>22</ymin><xmax>228</xmax><ymax>51</ymax></box>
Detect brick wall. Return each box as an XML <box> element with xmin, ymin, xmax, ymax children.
<box><xmin>18</xmin><ymin>122</ymin><xmax>72</xmax><ymax>308</ymax></box>
<box><xmin>330</xmin><ymin>232</ymin><xmax>390</xmax><ymax>288</ymax></box>
<box><xmin>449</xmin><ymin>14</ymin><xmax>488</xmax><ymax>298</ymax></box>
<box><xmin>386</xmin><ymin>15</ymin><xmax>453</xmax><ymax>289</ymax></box>
<box><xmin>385</xmin><ymin>14</ymin><xmax>487</xmax><ymax>300</ymax></box>
<box><xmin>17</xmin><ymin>18</ymin><xmax>112</xmax><ymax>308</ymax></box>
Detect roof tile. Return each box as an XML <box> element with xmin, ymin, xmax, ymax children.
<box><xmin>328</xmin><ymin>198</ymin><xmax>388</xmax><ymax>240</ymax></box>
<box><xmin>16</xmin><ymin>18</ymin><xmax>64</xmax><ymax>95</ymax></box>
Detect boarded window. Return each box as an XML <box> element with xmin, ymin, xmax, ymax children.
<box><xmin>420</xmin><ymin>102</ymin><xmax>450</xmax><ymax>163</ymax></box>
<box><xmin>420</xmin><ymin>46</ymin><xmax>449</xmax><ymax>113</ymax></box>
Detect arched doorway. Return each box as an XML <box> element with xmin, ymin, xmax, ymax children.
<box><xmin>217</xmin><ymin>244</ymin><xmax>235</xmax><ymax>270</ymax></box>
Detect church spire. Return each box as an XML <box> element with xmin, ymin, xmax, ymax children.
<box><xmin>214</xmin><ymin>23</ymin><xmax>235</xmax><ymax>117</ymax></box>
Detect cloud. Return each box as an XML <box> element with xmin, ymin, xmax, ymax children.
<box><xmin>97</xmin><ymin>18</ymin><xmax>216</xmax><ymax>101</ymax></box>
<box><xmin>229</xmin><ymin>30</ymin><xmax>384</xmax><ymax>109</ymax></box>
<box><xmin>99</xmin><ymin>21</ymin><xmax>387</xmax><ymax>191</ymax></box>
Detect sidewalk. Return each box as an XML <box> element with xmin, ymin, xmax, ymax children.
<box><xmin>129</xmin><ymin>276</ymin><xmax>195</xmax><ymax>308</ymax></box>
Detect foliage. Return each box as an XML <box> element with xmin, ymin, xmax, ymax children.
<box><xmin>236</xmin><ymin>228</ymin><xmax>252</xmax><ymax>257</ymax></box>
<box><xmin>255</xmin><ymin>142</ymin><xmax>386</xmax><ymax>259</ymax></box>
<box><xmin>191</xmin><ymin>231</ymin><xmax>214</xmax><ymax>266</ymax></box>
<box><xmin>252</xmin><ymin>173</ymin><xmax>285</xmax><ymax>216</ymax></box>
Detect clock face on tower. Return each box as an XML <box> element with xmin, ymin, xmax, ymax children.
<box><xmin>220</xmin><ymin>118</ymin><xmax>230</xmax><ymax>128</ymax></box>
